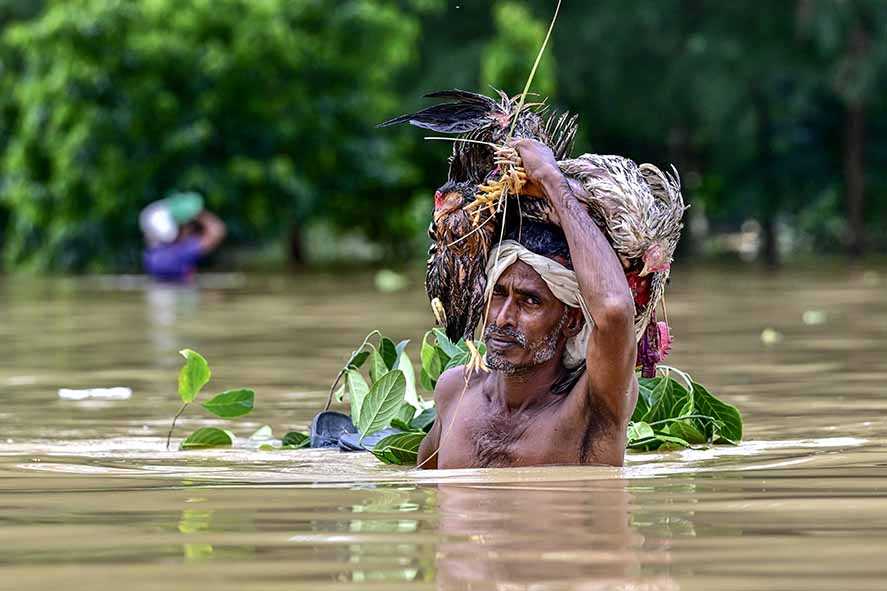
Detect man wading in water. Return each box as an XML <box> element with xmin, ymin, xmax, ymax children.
<box><xmin>418</xmin><ymin>139</ymin><xmax>638</xmax><ymax>469</ymax></box>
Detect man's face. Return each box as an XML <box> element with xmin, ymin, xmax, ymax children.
<box><xmin>484</xmin><ymin>260</ymin><xmax>571</xmax><ymax>374</ymax></box>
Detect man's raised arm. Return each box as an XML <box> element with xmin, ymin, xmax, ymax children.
<box><xmin>511</xmin><ymin>139</ymin><xmax>637</xmax><ymax>421</ymax></box>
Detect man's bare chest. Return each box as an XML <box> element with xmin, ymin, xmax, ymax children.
<box><xmin>436</xmin><ymin>391</ymin><xmax>589</xmax><ymax>469</ymax></box>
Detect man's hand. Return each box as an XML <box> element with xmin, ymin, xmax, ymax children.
<box><xmin>509</xmin><ymin>138</ymin><xmax>565</xmax><ymax>225</ymax></box>
<box><xmin>509</xmin><ymin>138</ymin><xmax>559</xmax><ymax>184</ymax></box>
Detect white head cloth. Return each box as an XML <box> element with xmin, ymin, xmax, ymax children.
<box><xmin>484</xmin><ymin>240</ymin><xmax>593</xmax><ymax>368</ymax></box>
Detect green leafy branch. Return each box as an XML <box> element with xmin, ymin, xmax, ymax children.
<box><xmin>328</xmin><ymin>328</ymin><xmax>479</xmax><ymax>464</ymax></box>
<box><xmin>165</xmin><ymin>349</ymin><xmax>256</xmax><ymax>450</ymax></box>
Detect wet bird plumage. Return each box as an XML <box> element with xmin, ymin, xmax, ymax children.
<box><xmin>425</xmin><ymin>180</ymin><xmax>497</xmax><ymax>342</ymax></box>
<box><xmin>381</xmin><ymin>89</ymin><xmax>685</xmax><ymax>353</ymax></box>
<box><xmin>381</xmin><ymin>90</ymin><xmax>577</xmax><ymax>342</ymax></box>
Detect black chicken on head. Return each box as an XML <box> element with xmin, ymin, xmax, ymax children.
<box><xmin>380</xmin><ymin>89</ymin><xmax>578</xmax><ymax>343</ymax></box>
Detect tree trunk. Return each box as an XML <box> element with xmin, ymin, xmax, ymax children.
<box><xmin>844</xmin><ymin>103</ymin><xmax>865</xmax><ymax>257</ymax></box>
<box><xmin>754</xmin><ymin>89</ymin><xmax>779</xmax><ymax>268</ymax></box>
<box><xmin>668</xmin><ymin>125</ymin><xmax>697</xmax><ymax>260</ymax></box>
<box><xmin>289</xmin><ymin>223</ymin><xmax>304</xmax><ymax>265</ymax></box>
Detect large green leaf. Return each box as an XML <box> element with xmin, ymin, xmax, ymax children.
<box><xmin>631</xmin><ymin>379</ymin><xmax>652</xmax><ymax>422</ymax></box>
<box><xmin>397</xmin><ymin>351</ymin><xmax>422</xmax><ymax>411</ymax></box>
<box><xmin>643</xmin><ymin>377</ymin><xmax>692</xmax><ymax>424</ymax></box>
<box><xmin>637</xmin><ymin>376</ymin><xmax>661</xmax><ymax>407</ymax></box>
<box><xmin>369</xmin><ymin>348</ymin><xmax>388</xmax><ymax>383</ymax></box>
<box><xmin>201</xmin><ymin>388</ymin><xmax>255</xmax><ymax>418</ymax></box>
<box><xmin>357</xmin><ymin>369</ymin><xmax>406</xmax><ymax>437</ymax></box>
<box><xmin>178</xmin><ymin>349</ymin><xmax>211</xmax><ymax>403</ymax></box>
<box><xmin>282</xmin><ymin>431</ymin><xmax>310</xmax><ymax>449</ymax></box>
<box><xmin>346</xmin><ymin>369</ymin><xmax>369</xmax><ymax>425</ymax></box>
<box><xmin>181</xmin><ymin>427</ymin><xmax>233</xmax><ymax>449</ymax></box>
<box><xmin>379</xmin><ymin>337</ymin><xmax>398</xmax><ymax>370</ymax></box>
<box><xmin>370</xmin><ymin>432</ymin><xmax>426</xmax><ymax>465</ymax></box>
<box><xmin>692</xmin><ymin>381</ymin><xmax>743</xmax><ymax>443</ymax></box>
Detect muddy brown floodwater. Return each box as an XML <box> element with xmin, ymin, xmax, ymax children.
<box><xmin>1</xmin><ymin>266</ymin><xmax>886</xmax><ymax>590</ymax></box>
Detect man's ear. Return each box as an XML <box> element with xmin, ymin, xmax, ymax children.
<box><xmin>563</xmin><ymin>307</ymin><xmax>584</xmax><ymax>338</ymax></box>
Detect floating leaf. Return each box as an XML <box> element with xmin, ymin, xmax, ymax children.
<box><xmin>692</xmin><ymin>381</ymin><xmax>742</xmax><ymax>443</ymax></box>
<box><xmin>258</xmin><ymin>444</ymin><xmax>275</xmax><ymax>451</ymax></box>
<box><xmin>370</xmin><ymin>432</ymin><xmax>426</xmax><ymax>465</ymax></box>
<box><xmin>348</xmin><ymin>351</ymin><xmax>370</xmax><ymax>370</ymax></box>
<box><xmin>410</xmin><ymin>407</ymin><xmax>437</xmax><ymax>432</ymax></box>
<box><xmin>249</xmin><ymin>425</ymin><xmax>273</xmax><ymax>440</ymax></box>
<box><xmin>346</xmin><ymin>369</ymin><xmax>369</xmax><ymax>425</ymax></box>
<box><xmin>178</xmin><ymin>349</ymin><xmax>211</xmax><ymax>403</ymax></box>
<box><xmin>181</xmin><ymin>427</ymin><xmax>233</xmax><ymax>449</ymax></box>
<box><xmin>282</xmin><ymin>431</ymin><xmax>310</xmax><ymax>449</ymax></box>
<box><xmin>357</xmin><ymin>369</ymin><xmax>406</xmax><ymax>438</ymax></box>
<box><xmin>201</xmin><ymin>388</ymin><xmax>255</xmax><ymax>418</ymax></box>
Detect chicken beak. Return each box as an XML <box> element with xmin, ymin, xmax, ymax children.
<box><xmin>639</xmin><ymin>261</ymin><xmax>653</xmax><ymax>277</ymax></box>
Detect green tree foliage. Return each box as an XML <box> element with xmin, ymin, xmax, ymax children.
<box><xmin>0</xmin><ymin>0</ymin><xmax>422</xmax><ymax>270</ymax></box>
<box><xmin>481</xmin><ymin>1</ymin><xmax>556</xmax><ymax>98</ymax></box>
<box><xmin>0</xmin><ymin>0</ymin><xmax>886</xmax><ymax>271</ymax></box>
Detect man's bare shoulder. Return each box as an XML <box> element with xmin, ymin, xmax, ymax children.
<box><xmin>431</xmin><ymin>365</ymin><xmax>468</xmax><ymax>411</ymax></box>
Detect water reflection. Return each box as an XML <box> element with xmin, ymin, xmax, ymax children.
<box><xmin>1</xmin><ymin>268</ymin><xmax>886</xmax><ymax>590</ymax></box>
<box><xmin>145</xmin><ymin>284</ymin><xmax>200</xmax><ymax>355</ymax></box>
<box><xmin>435</xmin><ymin>480</ymin><xmax>675</xmax><ymax>590</ymax></box>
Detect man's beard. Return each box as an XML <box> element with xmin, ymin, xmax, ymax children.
<box><xmin>484</xmin><ymin>311</ymin><xmax>568</xmax><ymax>375</ymax></box>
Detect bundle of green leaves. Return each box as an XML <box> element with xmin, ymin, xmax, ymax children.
<box><xmin>628</xmin><ymin>371</ymin><xmax>743</xmax><ymax>450</ymax></box>
<box><xmin>329</xmin><ymin>329</ymin><xmax>476</xmax><ymax>464</ymax></box>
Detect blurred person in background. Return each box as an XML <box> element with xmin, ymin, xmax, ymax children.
<box><xmin>139</xmin><ymin>192</ymin><xmax>226</xmax><ymax>282</ymax></box>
